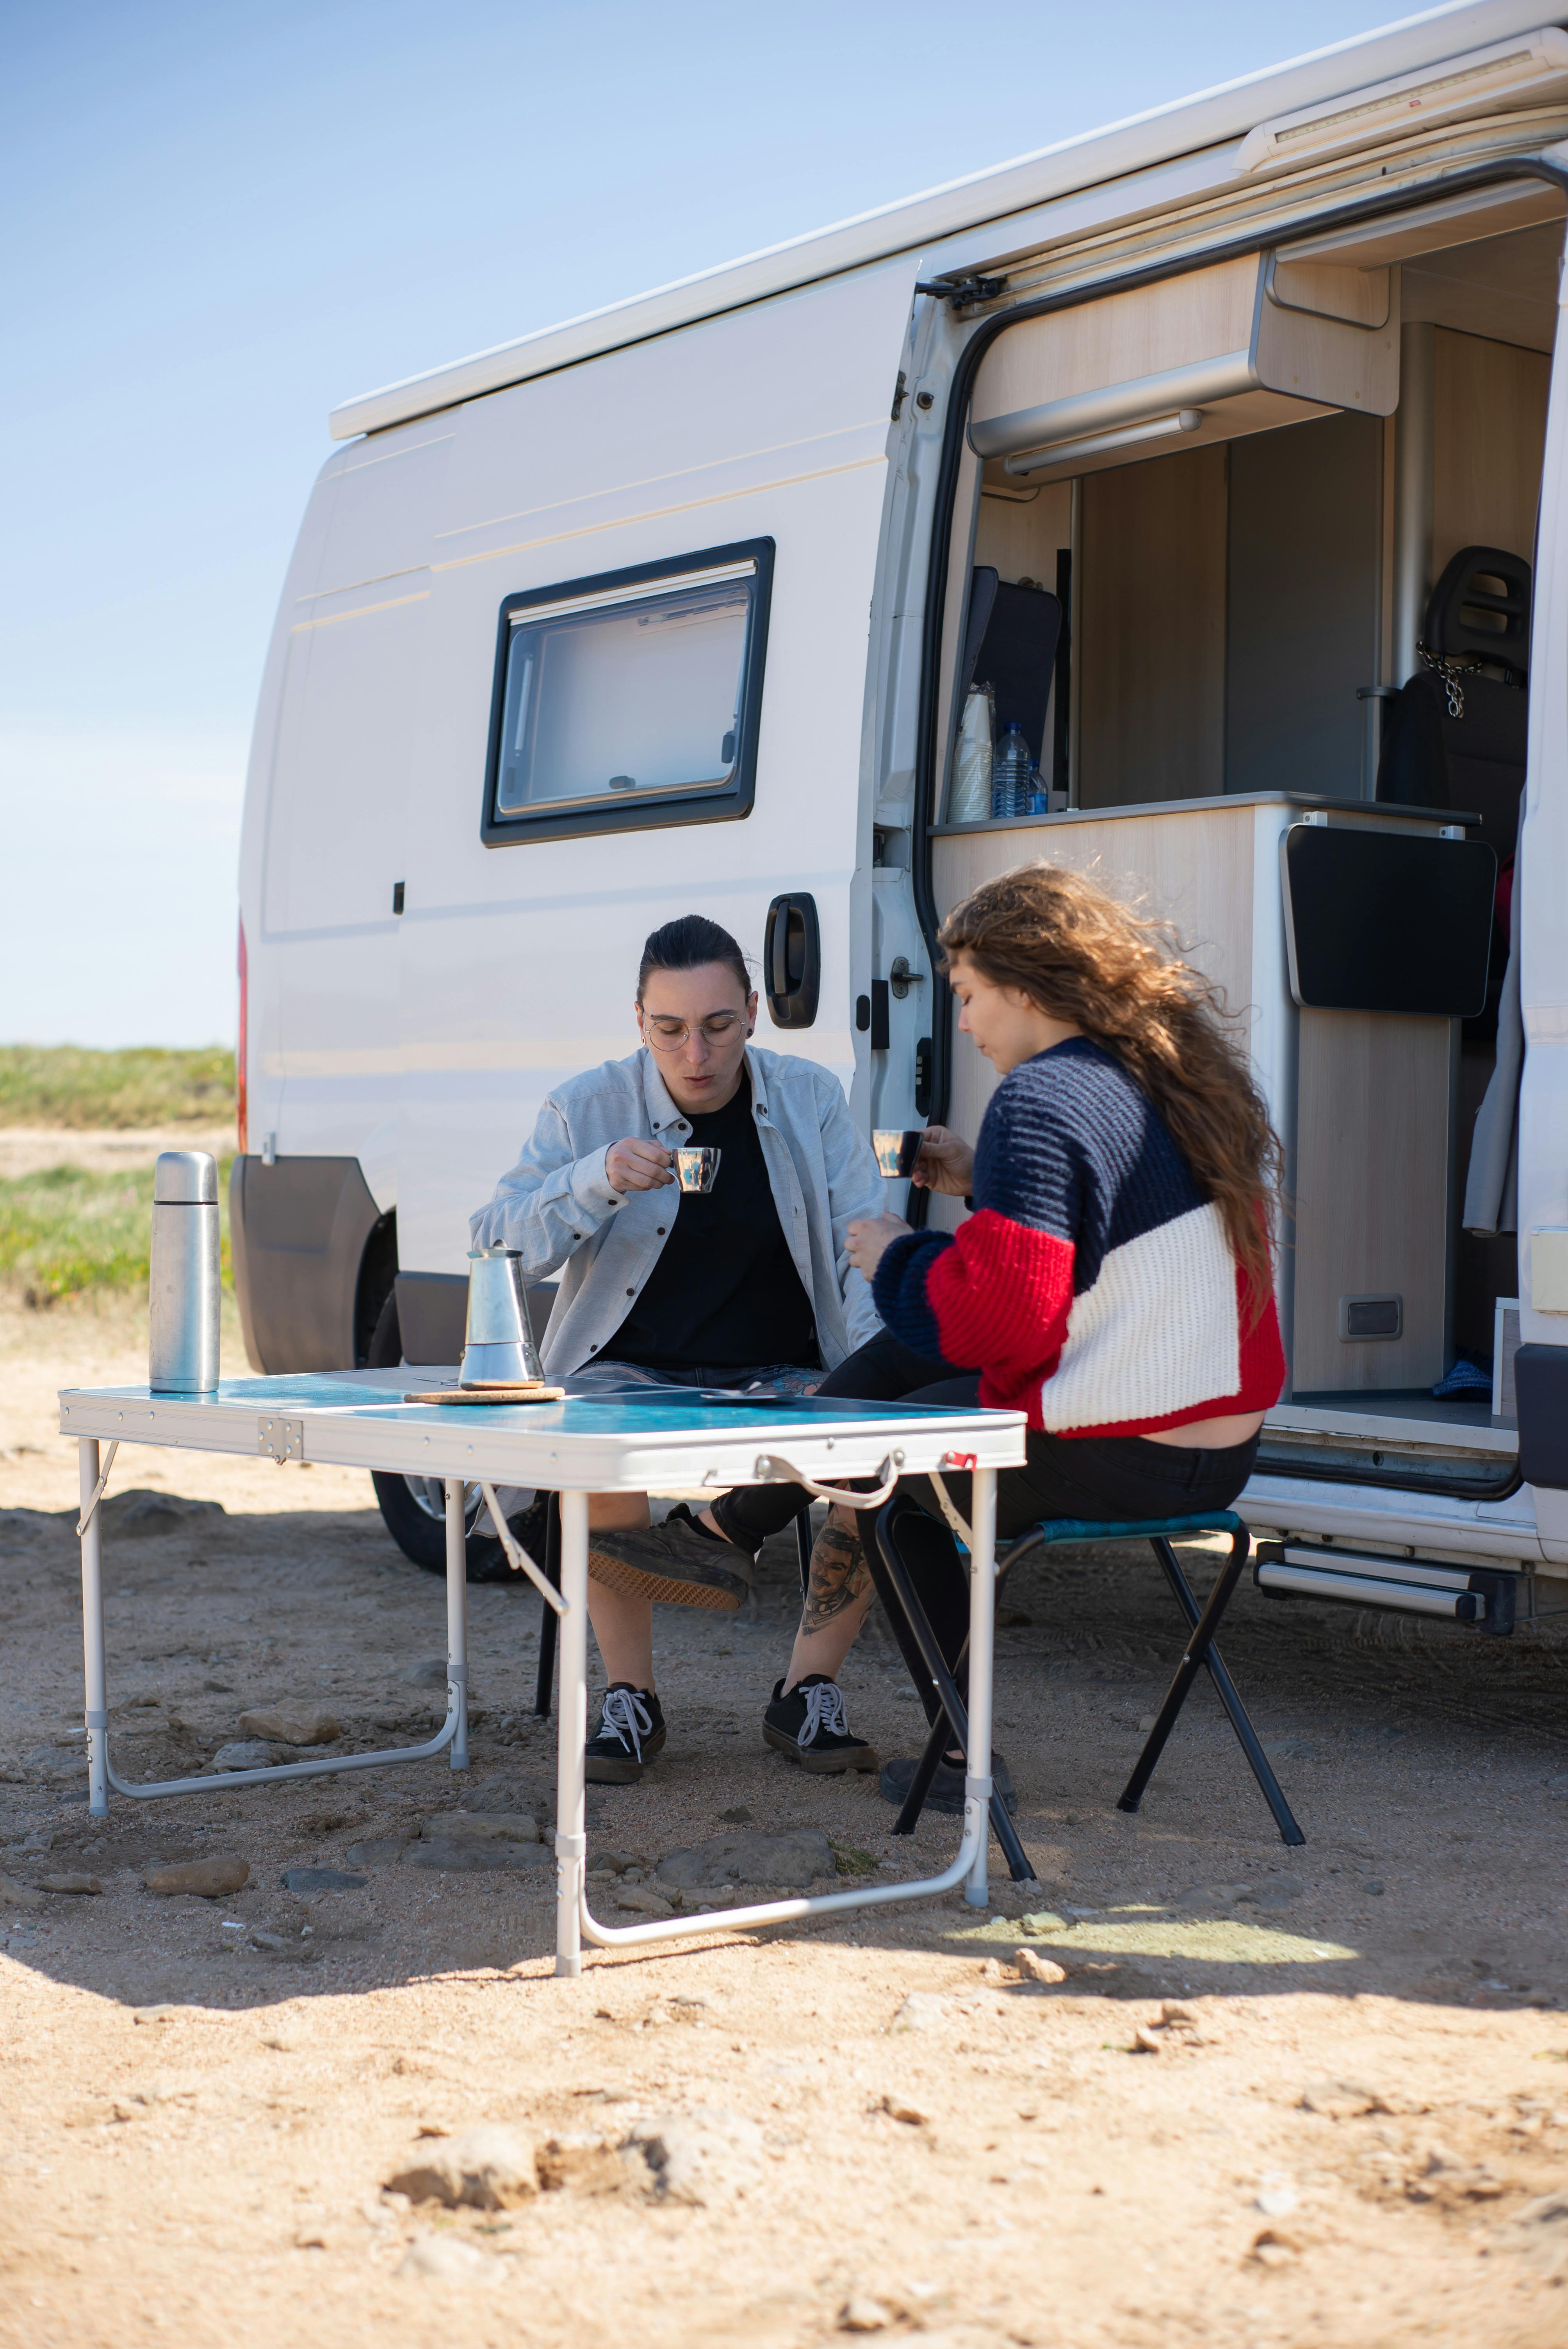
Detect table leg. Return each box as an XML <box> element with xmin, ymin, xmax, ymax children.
<box><xmin>445</xmin><ymin>1479</ymin><xmax>469</xmax><ymax>1774</ymax></box>
<box><xmin>555</xmin><ymin>1487</ymin><xmax>588</xmax><ymax>1979</ymax></box>
<box><xmin>964</xmin><ymin>1465</ymin><xmax>997</xmax><ymax>1910</ymax></box>
<box><xmin>79</xmin><ymin>1438</ymin><xmax>109</xmax><ymax>1819</ymax></box>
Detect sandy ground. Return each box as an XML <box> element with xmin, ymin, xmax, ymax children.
<box><xmin>3</xmin><ymin>1281</ymin><xmax>1568</xmax><ymax>2349</ymax></box>
<box><xmin>0</xmin><ymin>1126</ymin><xmax>234</xmax><ymax>1179</ymax></box>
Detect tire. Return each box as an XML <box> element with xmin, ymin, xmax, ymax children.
<box><xmin>365</xmin><ymin>1290</ymin><xmax>517</xmax><ymax>1582</ymax></box>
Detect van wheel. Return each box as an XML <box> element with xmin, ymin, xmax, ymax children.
<box><xmin>364</xmin><ymin>1292</ymin><xmax>515</xmax><ymax>1582</ymax></box>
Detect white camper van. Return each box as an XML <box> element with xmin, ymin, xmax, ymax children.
<box><xmin>235</xmin><ymin>0</ymin><xmax>1568</xmax><ymax>1619</ymax></box>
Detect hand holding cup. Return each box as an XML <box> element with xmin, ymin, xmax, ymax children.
<box><xmin>905</xmin><ymin>1124</ymin><xmax>975</xmax><ymax>1196</ymax></box>
<box><xmin>606</xmin><ymin>1137</ymin><xmax>675</xmax><ymax>1194</ymax></box>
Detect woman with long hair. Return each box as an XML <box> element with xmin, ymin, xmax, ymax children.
<box><xmin>702</xmin><ymin>861</ymin><xmax>1286</xmax><ymax>1805</ymax></box>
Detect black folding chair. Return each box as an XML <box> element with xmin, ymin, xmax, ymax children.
<box><xmin>869</xmin><ymin>1497</ymin><xmax>1304</xmax><ymax>1855</ymax></box>
<box><xmin>533</xmin><ymin>1493</ymin><xmax>562</xmax><ymax>1716</ymax></box>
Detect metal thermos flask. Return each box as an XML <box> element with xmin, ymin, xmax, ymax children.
<box><xmin>148</xmin><ymin>1150</ymin><xmax>220</xmax><ymax>1393</ymax></box>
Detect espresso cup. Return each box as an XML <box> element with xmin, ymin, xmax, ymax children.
<box><xmin>873</xmin><ymin>1128</ymin><xmax>927</xmax><ymax>1180</ymax></box>
<box><xmin>674</xmin><ymin>1146</ymin><xmax>721</xmax><ymax>1194</ymax></box>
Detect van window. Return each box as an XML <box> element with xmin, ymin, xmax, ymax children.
<box><xmin>482</xmin><ymin>539</ymin><xmax>773</xmax><ymax>845</ymax></box>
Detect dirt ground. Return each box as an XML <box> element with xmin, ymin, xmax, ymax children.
<box><xmin>4</xmin><ymin>1281</ymin><xmax>1568</xmax><ymax>2349</ymax></box>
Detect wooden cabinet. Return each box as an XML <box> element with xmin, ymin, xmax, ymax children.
<box><xmin>930</xmin><ymin>794</ymin><xmax>1455</xmax><ymax>1397</ymax></box>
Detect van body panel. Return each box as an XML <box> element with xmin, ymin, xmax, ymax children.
<box><xmin>239</xmin><ymin>17</ymin><xmax>1564</xmax><ymax>1624</ymax></box>
<box><xmin>389</xmin><ymin>258</ymin><xmax>914</xmax><ymax>1276</ymax></box>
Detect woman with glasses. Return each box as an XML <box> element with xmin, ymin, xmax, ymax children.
<box><xmin>469</xmin><ymin>913</ymin><xmax>886</xmax><ymax>1785</ymax></box>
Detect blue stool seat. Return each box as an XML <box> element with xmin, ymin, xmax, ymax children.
<box><xmin>868</xmin><ymin>1501</ymin><xmax>1304</xmax><ymax>1864</ymax></box>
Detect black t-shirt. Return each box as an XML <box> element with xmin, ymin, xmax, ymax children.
<box><xmin>608</xmin><ymin>1070</ymin><xmax>817</xmax><ymax>1374</ymax></box>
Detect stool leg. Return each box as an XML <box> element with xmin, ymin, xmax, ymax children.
<box><xmin>870</xmin><ymin>1500</ymin><xmax>1038</xmax><ymax>1882</ymax></box>
<box><xmin>795</xmin><ymin>1510</ymin><xmax>813</xmax><ymax>1604</ymax></box>
<box><xmin>1118</xmin><ymin>1528</ymin><xmax>1304</xmax><ymax>1847</ymax></box>
<box><xmin>1144</xmin><ymin>1536</ymin><xmax>1305</xmax><ymax>1847</ymax></box>
<box><xmin>896</xmin><ymin>1707</ymin><xmax>954</xmax><ymax>1837</ymax></box>
<box><xmin>534</xmin><ymin>1493</ymin><xmax>561</xmax><ymax>1719</ymax></box>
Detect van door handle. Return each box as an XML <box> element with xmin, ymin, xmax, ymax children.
<box><xmin>763</xmin><ymin>893</ymin><xmax>821</xmax><ymax>1030</ymax></box>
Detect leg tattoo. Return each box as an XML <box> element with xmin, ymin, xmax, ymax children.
<box><xmin>800</xmin><ymin>1518</ymin><xmax>871</xmax><ymax>1636</ymax></box>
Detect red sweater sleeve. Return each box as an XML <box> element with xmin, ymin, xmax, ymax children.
<box><xmin>923</xmin><ymin>1208</ymin><xmax>1077</xmax><ymax>1403</ymax></box>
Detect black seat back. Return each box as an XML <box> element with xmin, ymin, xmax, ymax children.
<box><xmin>959</xmin><ymin>566</ymin><xmax>1063</xmax><ymax>766</ymax></box>
<box><xmin>1376</xmin><ymin>545</ymin><xmax>1531</xmax><ymax>864</ymax></box>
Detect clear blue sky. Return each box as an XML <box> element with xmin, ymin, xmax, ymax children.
<box><xmin>2</xmin><ymin>0</ymin><xmax>1411</xmax><ymax>1048</ymax></box>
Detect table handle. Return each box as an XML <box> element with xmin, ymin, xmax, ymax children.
<box><xmin>751</xmin><ymin>1450</ymin><xmax>903</xmax><ymax>1508</ymax></box>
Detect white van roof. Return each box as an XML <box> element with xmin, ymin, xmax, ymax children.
<box><xmin>330</xmin><ymin>0</ymin><xmax>1558</xmax><ymax>440</ymax></box>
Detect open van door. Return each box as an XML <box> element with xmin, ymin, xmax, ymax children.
<box><xmin>1515</xmin><ymin>239</ymin><xmax>1568</xmax><ymax>1563</ymax></box>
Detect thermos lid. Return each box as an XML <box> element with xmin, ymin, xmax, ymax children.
<box><xmin>469</xmin><ymin>1246</ymin><xmax>521</xmax><ymax>1258</ymax></box>
<box><xmin>153</xmin><ymin>1150</ymin><xmax>218</xmax><ymax>1205</ymax></box>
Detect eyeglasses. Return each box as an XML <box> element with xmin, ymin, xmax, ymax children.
<box><xmin>642</xmin><ymin>1012</ymin><xmax>748</xmax><ymax>1052</ymax></box>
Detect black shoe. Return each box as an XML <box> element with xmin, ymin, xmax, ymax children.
<box><xmin>585</xmin><ymin>1684</ymin><xmax>667</xmax><ymax>1784</ymax></box>
<box><xmin>589</xmin><ymin>1505</ymin><xmax>752</xmax><ymax>1611</ymax></box>
<box><xmin>878</xmin><ymin>1750</ymin><xmax>1016</xmax><ymax>1816</ymax></box>
<box><xmin>763</xmin><ymin>1675</ymin><xmax>877</xmax><ymax>1775</ymax></box>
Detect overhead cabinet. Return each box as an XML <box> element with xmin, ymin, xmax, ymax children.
<box><xmin>969</xmin><ymin>248</ymin><xmax>1401</xmax><ymax>483</ymax></box>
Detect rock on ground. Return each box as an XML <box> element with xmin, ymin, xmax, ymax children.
<box><xmin>142</xmin><ymin>1859</ymin><xmax>249</xmax><ymax>1898</ymax></box>
<box><xmin>418</xmin><ymin>1811</ymin><xmax>537</xmax><ymax>1842</ymax></box>
<box><xmin>238</xmin><ymin>1703</ymin><xmax>341</xmax><ymax>1746</ymax></box>
<box><xmin>891</xmin><ymin>1992</ymin><xmax>949</xmax><ymax>2031</ymax></box>
<box><xmin>397</xmin><ymin>2235</ymin><xmax>501</xmax><ymax>2285</ymax></box>
<box><xmin>622</xmin><ymin>2108</ymin><xmax>765</xmax><ymax>2207</ymax></box>
<box><xmin>387</xmin><ymin>2124</ymin><xmax>538</xmax><ymax>2210</ymax></box>
<box><xmin>403</xmin><ymin>1840</ymin><xmax>546</xmax><ymax>1874</ymax></box>
<box><xmin>204</xmin><ymin>1741</ymin><xmax>287</xmax><ymax>1773</ymax></box>
<box><xmin>655</xmin><ymin>1827</ymin><xmax>835</xmax><ymax>1890</ymax></box>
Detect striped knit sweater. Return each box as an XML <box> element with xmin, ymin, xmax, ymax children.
<box><xmin>874</xmin><ymin>1038</ymin><xmax>1285</xmax><ymax>1438</ymax></box>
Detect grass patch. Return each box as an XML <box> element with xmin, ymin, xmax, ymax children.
<box><xmin>0</xmin><ymin>1045</ymin><xmax>235</xmax><ymax>1130</ymax></box>
<box><xmin>831</xmin><ymin>1840</ymin><xmax>880</xmax><ymax>1878</ymax></box>
<box><xmin>0</xmin><ymin>1159</ymin><xmax>234</xmax><ymax>1306</ymax></box>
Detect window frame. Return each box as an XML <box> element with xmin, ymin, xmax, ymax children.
<box><xmin>479</xmin><ymin>537</ymin><xmax>775</xmax><ymax>848</ymax></box>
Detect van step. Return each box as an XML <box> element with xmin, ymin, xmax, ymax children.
<box><xmin>1253</xmin><ymin>1542</ymin><xmax>1517</xmax><ymax>1634</ymax></box>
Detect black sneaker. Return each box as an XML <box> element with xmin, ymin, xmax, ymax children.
<box><xmin>878</xmin><ymin>1750</ymin><xmax>1017</xmax><ymax>1816</ymax></box>
<box><xmin>589</xmin><ymin>1505</ymin><xmax>752</xmax><ymax>1611</ymax></box>
<box><xmin>585</xmin><ymin>1684</ymin><xmax>667</xmax><ymax>1784</ymax></box>
<box><xmin>763</xmin><ymin>1674</ymin><xmax>877</xmax><ymax>1774</ymax></box>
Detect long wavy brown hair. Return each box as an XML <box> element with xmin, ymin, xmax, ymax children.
<box><xmin>939</xmin><ymin>862</ymin><xmax>1283</xmax><ymax>1318</ymax></box>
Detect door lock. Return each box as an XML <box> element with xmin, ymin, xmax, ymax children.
<box><xmin>889</xmin><ymin>957</ymin><xmax>925</xmax><ymax>1000</ymax></box>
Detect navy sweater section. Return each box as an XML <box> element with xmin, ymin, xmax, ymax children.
<box><xmin>873</xmin><ymin>1039</ymin><xmax>1206</xmax><ymax>1360</ymax></box>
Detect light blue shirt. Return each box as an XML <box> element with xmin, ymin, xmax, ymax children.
<box><xmin>469</xmin><ymin>1044</ymin><xmax>886</xmax><ymax>1376</ymax></box>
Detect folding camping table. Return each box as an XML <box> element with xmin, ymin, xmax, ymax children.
<box><xmin>58</xmin><ymin>1370</ymin><xmax>1026</xmax><ymax>1976</ymax></box>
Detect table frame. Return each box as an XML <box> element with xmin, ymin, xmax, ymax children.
<box><xmin>58</xmin><ymin>1374</ymin><xmax>1023</xmax><ymax>1977</ymax></box>
<box><xmin>75</xmin><ymin>1440</ymin><xmax>471</xmax><ymax>1806</ymax></box>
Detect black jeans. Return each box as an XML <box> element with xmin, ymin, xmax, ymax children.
<box><xmin>713</xmin><ymin>1330</ymin><xmax>1260</xmax><ymax>1704</ymax></box>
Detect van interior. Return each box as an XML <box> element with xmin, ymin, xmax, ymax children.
<box><xmin>929</xmin><ymin>182</ymin><xmax>1565</xmax><ymax>1463</ymax></box>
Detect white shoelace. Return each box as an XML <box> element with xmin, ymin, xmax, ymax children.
<box><xmin>798</xmin><ymin>1679</ymin><xmax>850</xmax><ymax>1748</ymax></box>
<box><xmin>598</xmin><ymin>1686</ymin><xmax>654</xmax><ymax>1759</ymax></box>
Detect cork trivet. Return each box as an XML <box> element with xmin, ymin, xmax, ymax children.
<box><xmin>403</xmin><ymin>1385</ymin><xmax>565</xmax><ymax>1406</ymax></box>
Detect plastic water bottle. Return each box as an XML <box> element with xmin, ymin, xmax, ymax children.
<box><xmin>1026</xmin><ymin>761</ymin><xmax>1050</xmax><ymax>816</ymax></box>
<box><xmin>950</xmin><ymin>685</ymin><xmax>994</xmax><ymax>823</ymax></box>
<box><xmin>992</xmin><ymin>722</ymin><xmax>1031</xmax><ymax>818</ymax></box>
